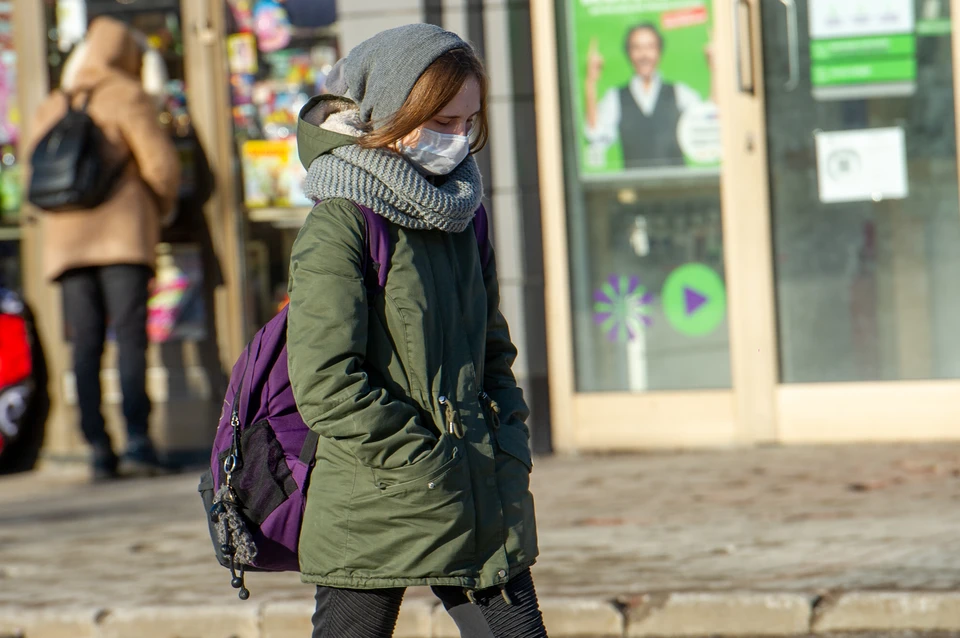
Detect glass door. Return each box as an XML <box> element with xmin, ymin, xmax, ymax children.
<box><xmin>562</xmin><ymin>0</ymin><xmax>731</xmax><ymax>394</ymax></box>
<box><xmin>546</xmin><ymin>0</ymin><xmax>743</xmax><ymax>449</ymax></box>
<box><xmin>759</xmin><ymin>0</ymin><xmax>960</xmax><ymax>440</ymax></box>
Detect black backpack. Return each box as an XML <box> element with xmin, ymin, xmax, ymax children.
<box><xmin>28</xmin><ymin>91</ymin><xmax>126</xmax><ymax>212</ymax></box>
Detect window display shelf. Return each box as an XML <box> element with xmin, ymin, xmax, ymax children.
<box><xmin>247</xmin><ymin>206</ymin><xmax>311</xmax><ymax>229</ymax></box>
<box><xmin>581</xmin><ymin>166</ymin><xmax>720</xmax><ymax>192</ymax></box>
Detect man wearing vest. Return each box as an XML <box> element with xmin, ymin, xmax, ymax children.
<box><xmin>584</xmin><ymin>23</ymin><xmax>703</xmax><ymax>170</ymax></box>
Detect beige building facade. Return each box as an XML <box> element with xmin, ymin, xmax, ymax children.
<box><xmin>4</xmin><ymin>0</ymin><xmax>960</xmax><ymax>463</ymax></box>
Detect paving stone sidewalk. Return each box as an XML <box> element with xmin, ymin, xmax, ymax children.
<box><xmin>2</xmin><ymin>443</ymin><xmax>960</xmax><ymax>637</ymax></box>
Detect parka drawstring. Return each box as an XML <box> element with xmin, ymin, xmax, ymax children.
<box><xmin>438</xmin><ymin>395</ymin><xmax>465</xmax><ymax>438</ymax></box>
<box><xmin>478</xmin><ymin>389</ymin><xmax>501</xmax><ymax>430</ymax></box>
<box><xmin>462</xmin><ymin>585</ymin><xmax>513</xmax><ymax>606</ymax></box>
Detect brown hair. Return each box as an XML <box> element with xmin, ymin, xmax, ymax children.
<box><xmin>360</xmin><ymin>48</ymin><xmax>489</xmax><ymax>153</ymax></box>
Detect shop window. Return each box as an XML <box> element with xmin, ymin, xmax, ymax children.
<box><xmin>558</xmin><ymin>0</ymin><xmax>732</xmax><ymax>392</ymax></box>
<box><xmin>0</xmin><ymin>1</ymin><xmax>19</xmax><ymax>291</ymax></box>
<box><xmin>223</xmin><ymin>0</ymin><xmax>337</xmax><ymax>333</ymax></box>
<box><xmin>761</xmin><ymin>0</ymin><xmax>960</xmax><ymax>383</ymax></box>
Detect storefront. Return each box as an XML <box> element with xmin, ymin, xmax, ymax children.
<box><xmin>534</xmin><ymin>0</ymin><xmax>960</xmax><ymax>450</ymax></box>
<box><xmin>11</xmin><ymin>0</ymin><xmax>338</xmax><ymax>460</ymax></box>
<box><xmin>12</xmin><ymin>0</ymin><xmax>960</xmax><ymax>459</ymax></box>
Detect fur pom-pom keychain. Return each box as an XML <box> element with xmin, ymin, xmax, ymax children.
<box><xmin>210</xmin><ymin>484</ymin><xmax>258</xmax><ymax>599</ymax></box>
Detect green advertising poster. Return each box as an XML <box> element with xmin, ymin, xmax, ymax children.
<box><xmin>568</xmin><ymin>0</ymin><xmax>719</xmax><ymax>176</ymax></box>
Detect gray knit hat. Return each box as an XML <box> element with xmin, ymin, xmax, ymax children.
<box><xmin>324</xmin><ymin>23</ymin><xmax>471</xmax><ymax>124</ymax></box>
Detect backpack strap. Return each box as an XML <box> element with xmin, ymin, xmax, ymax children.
<box><xmin>62</xmin><ymin>91</ymin><xmax>77</xmax><ymax>113</ymax></box>
<box><xmin>351</xmin><ymin>202</ymin><xmax>492</xmax><ymax>295</ymax></box>
<box><xmin>79</xmin><ymin>91</ymin><xmax>94</xmax><ymax>113</ymax></box>
<box><xmin>353</xmin><ymin>203</ymin><xmax>390</xmax><ymax>295</ymax></box>
<box><xmin>474</xmin><ymin>204</ymin><xmax>492</xmax><ymax>271</ymax></box>
<box><xmin>299</xmin><ymin>430</ymin><xmax>321</xmax><ymax>466</ymax></box>
<box><xmin>62</xmin><ymin>88</ymin><xmax>95</xmax><ymax>113</ymax></box>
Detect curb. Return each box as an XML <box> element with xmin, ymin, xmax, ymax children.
<box><xmin>627</xmin><ymin>593</ymin><xmax>812</xmax><ymax>637</ymax></box>
<box><xmin>812</xmin><ymin>592</ymin><xmax>960</xmax><ymax>633</ymax></box>
<box><xmin>5</xmin><ymin>592</ymin><xmax>960</xmax><ymax>637</ymax></box>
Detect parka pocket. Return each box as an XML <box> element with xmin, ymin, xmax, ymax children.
<box><xmin>371</xmin><ymin>434</ymin><xmax>463</xmax><ymax>493</ymax></box>
<box><xmin>494</xmin><ymin>424</ymin><xmax>533</xmax><ymax>473</ymax></box>
<box><xmin>353</xmin><ymin>434</ymin><xmax>477</xmax><ymax>577</ymax></box>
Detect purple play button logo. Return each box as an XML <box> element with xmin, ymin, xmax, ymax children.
<box><xmin>684</xmin><ymin>287</ymin><xmax>708</xmax><ymax>316</ymax></box>
<box><xmin>664</xmin><ymin>264</ymin><xmax>727</xmax><ymax>337</ymax></box>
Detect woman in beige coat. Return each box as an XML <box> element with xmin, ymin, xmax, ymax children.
<box><xmin>29</xmin><ymin>16</ymin><xmax>180</xmax><ymax>480</ymax></box>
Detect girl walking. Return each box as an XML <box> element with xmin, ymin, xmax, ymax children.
<box><xmin>287</xmin><ymin>23</ymin><xmax>546</xmax><ymax>638</ymax></box>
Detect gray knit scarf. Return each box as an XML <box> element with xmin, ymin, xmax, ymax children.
<box><xmin>302</xmin><ymin>128</ymin><xmax>483</xmax><ymax>234</ymax></box>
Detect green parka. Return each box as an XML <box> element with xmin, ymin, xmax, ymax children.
<box><xmin>287</xmin><ymin>97</ymin><xmax>538</xmax><ymax>590</ymax></box>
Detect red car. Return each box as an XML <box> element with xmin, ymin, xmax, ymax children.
<box><xmin>0</xmin><ymin>289</ymin><xmax>47</xmax><ymax>474</ymax></box>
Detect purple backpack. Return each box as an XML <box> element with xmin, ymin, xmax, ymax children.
<box><xmin>199</xmin><ymin>203</ymin><xmax>490</xmax><ymax>599</ymax></box>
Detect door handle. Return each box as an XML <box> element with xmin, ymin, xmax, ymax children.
<box><xmin>733</xmin><ymin>0</ymin><xmax>756</xmax><ymax>95</ymax></box>
<box><xmin>780</xmin><ymin>0</ymin><xmax>800</xmax><ymax>91</ymax></box>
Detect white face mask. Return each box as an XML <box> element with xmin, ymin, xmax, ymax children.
<box><xmin>397</xmin><ymin>127</ymin><xmax>471</xmax><ymax>176</ymax></box>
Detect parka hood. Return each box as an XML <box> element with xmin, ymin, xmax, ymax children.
<box><xmin>296</xmin><ymin>95</ymin><xmax>366</xmax><ymax>170</ymax></box>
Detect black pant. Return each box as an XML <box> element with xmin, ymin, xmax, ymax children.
<box><xmin>312</xmin><ymin>568</ymin><xmax>548</xmax><ymax>638</ymax></box>
<box><xmin>60</xmin><ymin>265</ymin><xmax>152</xmax><ymax>450</ymax></box>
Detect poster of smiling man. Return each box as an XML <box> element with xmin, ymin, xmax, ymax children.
<box><xmin>572</xmin><ymin>0</ymin><xmax>720</xmax><ymax>175</ymax></box>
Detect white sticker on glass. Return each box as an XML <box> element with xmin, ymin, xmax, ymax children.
<box><xmin>815</xmin><ymin>127</ymin><xmax>908</xmax><ymax>204</ymax></box>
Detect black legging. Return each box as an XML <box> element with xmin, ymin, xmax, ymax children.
<box><xmin>311</xmin><ymin>568</ymin><xmax>548</xmax><ymax>638</ymax></box>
